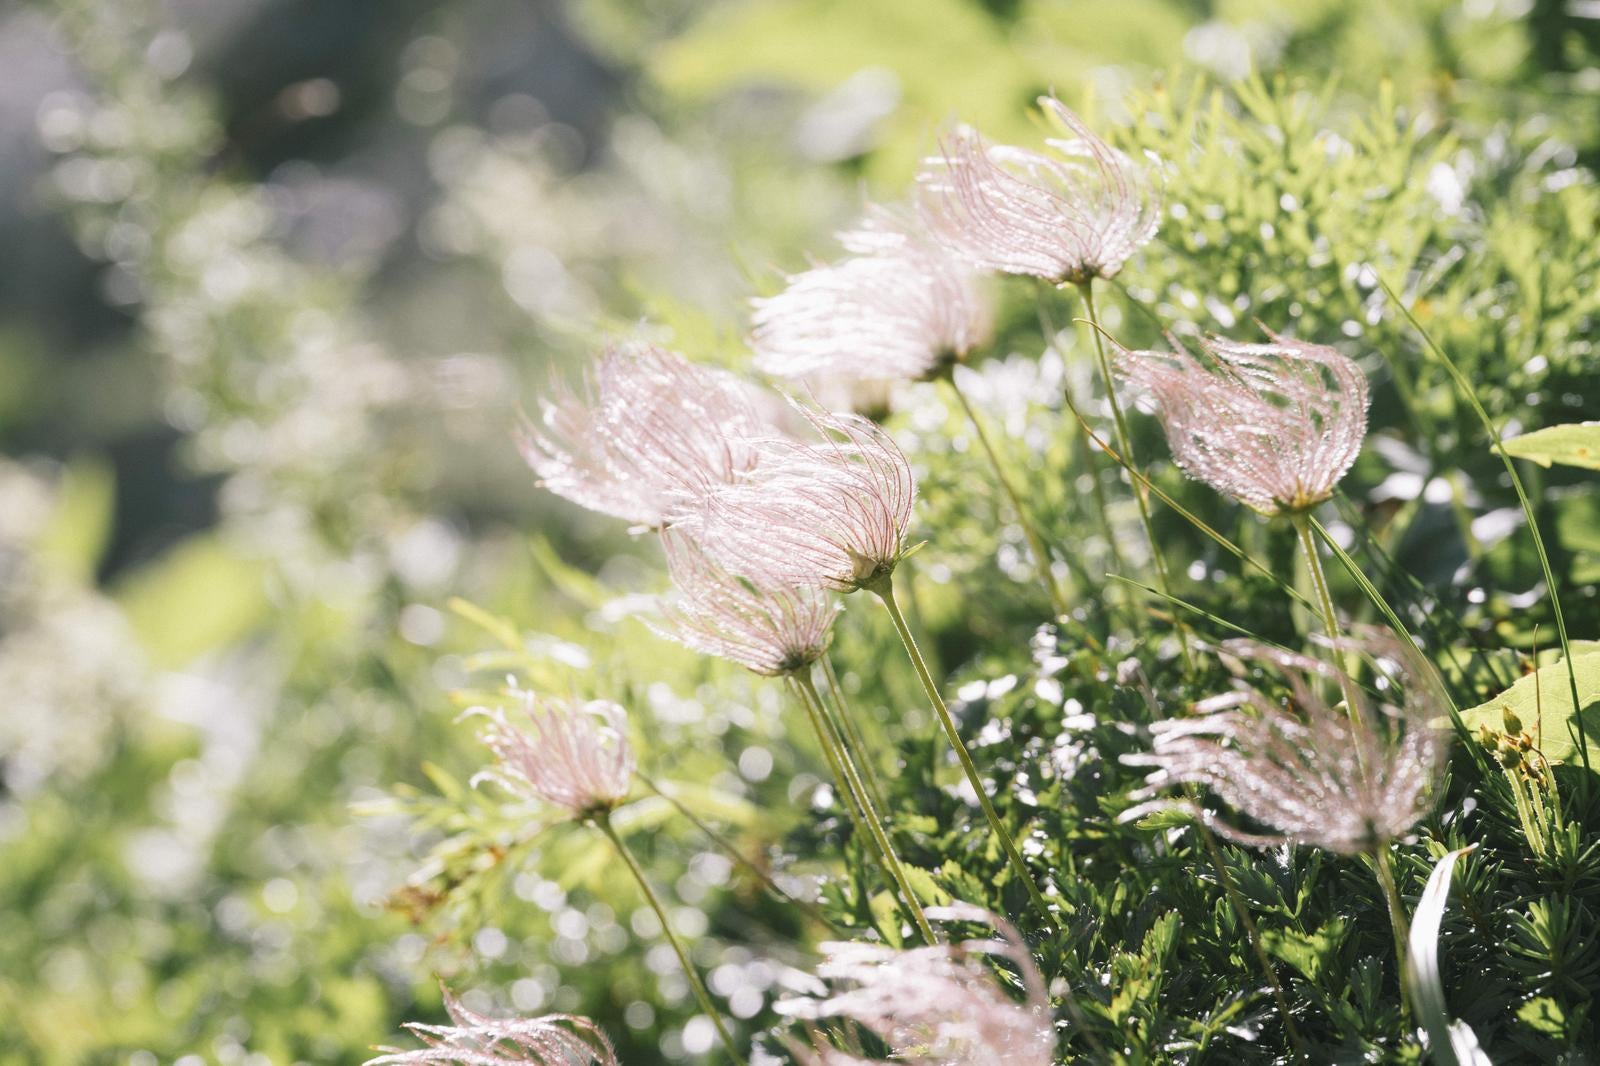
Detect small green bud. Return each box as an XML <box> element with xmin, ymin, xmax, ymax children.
<box><xmin>1502</xmin><ymin>706</ymin><xmax>1524</xmax><ymax>735</ymax></box>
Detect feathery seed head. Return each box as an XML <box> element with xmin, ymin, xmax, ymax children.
<box><xmin>653</xmin><ymin>530</ymin><xmax>840</xmax><ymax>676</ymax></box>
<box><xmin>518</xmin><ymin>341</ymin><xmax>764</xmax><ymax>528</ymax></box>
<box><xmin>753</xmin><ymin>205</ymin><xmax>992</xmax><ymax>384</ymax></box>
<box><xmin>1120</xmin><ymin>632</ymin><xmax>1449</xmax><ymax>855</ymax></box>
<box><xmin>1117</xmin><ymin>332</ymin><xmax>1369</xmax><ymax>515</ymax></box>
<box><xmin>671</xmin><ymin>407</ymin><xmax>916</xmax><ymax>593</ymax></box>
<box><xmin>778</xmin><ymin>903</ymin><xmax>1054</xmax><ymax>1066</ymax></box>
<box><xmin>917</xmin><ymin>97</ymin><xmax>1160</xmax><ymax>285</ymax></box>
<box><xmin>466</xmin><ymin>689</ymin><xmax>635</xmax><ymax>819</ymax></box>
<box><xmin>366</xmin><ymin>986</ymin><xmax>619</xmax><ymax>1066</ymax></box>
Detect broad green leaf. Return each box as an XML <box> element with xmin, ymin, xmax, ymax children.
<box><xmin>1459</xmin><ymin>650</ymin><xmax>1600</xmax><ymax>772</ymax></box>
<box><xmin>1406</xmin><ymin>845</ymin><xmax>1491</xmax><ymax>1066</ymax></box>
<box><xmin>1500</xmin><ymin>422</ymin><xmax>1600</xmax><ymax>471</ymax></box>
<box><xmin>37</xmin><ymin>457</ymin><xmax>114</xmax><ymax>585</ymax></box>
<box><xmin>113</xmin><ymin>534</ymin><xmax>269</xmax><ymax>667</ymax></box>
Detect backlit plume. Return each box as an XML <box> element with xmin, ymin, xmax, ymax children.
<box><xmin>778</xmin><ymin>904</ymin><xmax>1054</xmax><ymax>1066</ymax></box>
<box><xmin>918</xmin><ymin>97</ymin><xmax>1160</xmax><ymax>285</ymax></box>
<box><xmin>1117</xmin><ymin>333</ymin><xmax>1369</xmax><ymax>515</ymax></box>
<box><xmin>366</xmin><ymin>986</ymin><xmax>619</xmax><ymax>1066</ymax></box>
<box><xmin>519</xmin><ymin>341</ymin><xmax>764</xmax><ymax>528</ymax></box>
<box><xmin>753</xmin><ymin>206</ymin><xmax>992</xmax><ymax>383</ymax></box>
<box><xmin>1120</xmin><ymin>634</ymin><xmax>1448</xmax><ymax>855</ymax></box>
<box><xmin>671</xmin><ymin>408</ymin><xmax>915</xmax><ymax>593</ymax></box>
<box><xmin>466</xmin><ymin>689</ymin><xmax>635</xmax><ymax>818</ymax></box>
<box><xmin>653</xmin><ymin>530</ymin><xmax>840</xmax><ymax>677</ymax></box>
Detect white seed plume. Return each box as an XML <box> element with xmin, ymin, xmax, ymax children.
<box><xmin>1120</xmin><ymin>633</ymin><xmax>1449</xmax><ymax>855</ymax></box>
<box><xmin>466</xmin><ymin>689</ymin><xmax>635</xmax><ymax>818</ymax></box>
<box><xmin>519</xmin><ymin>341</ymin><xmax>764</xmax><ymax>528</ymax></box>
<box><xmin>753</xmin><ymin>206</ymin><xmax>992</xmax><ymax>383</ymax></box>
<box><xmin>918</xmin><ymin>97</ymin><xmax>1160</xmax><ymax>285</ymax></box>
<box><xmin>366</xmin><ymin>986</ymin><xmax>619</xmax><ymax>1066</ymax></box>
<box><xmin>1116</xmin><ymin>332</ymin><xmax>1369</xmax><ymax>515</ymax></box>
<box><xmin>652</xmin><ymin>530</ymin><xmax>840</xmax><ymax>677</ymax></box>
<box><xmin>778</xmin><ymin>903</ymin><xmax>1054</xmax><ymax>1066</ymax></box>
<box><xmin>672</xmin><ymin>407</ymin><xmax>915</xmax><ymax>593</ymax></box>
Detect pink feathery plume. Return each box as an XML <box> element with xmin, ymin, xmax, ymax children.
<box><xmin>1120</xmin><ymin>631</ymin><xmax>1449</xmax><ymax>854</ymax></box>
<box><xmin>778</xmin><ymin>903</ymin><xmax>1055</xmax><ymax>1066</ymax></box>
<box><xmin>670</xmin><ymin>407</ymin><xmax>916</xmax><ymax>593</ymax></box>
<box><xmin>519</xmin><ymin>341</ymin><xmax>765</xmax><ymax>528</ymax></box>
<box><xmin>1117</xmin><ymin>332</ymin><xmax>1369</xmax><ymax>515</ymax></box>
<box><xmin>366</xmin><ymin>986</ymin><xmax>619</xmax><ymax>1066</ymax></box>
<box><xmin>465</xmin><ymin>688</ymin><xmax>636</xmax><ymax>818</ymax></box>
<box><xmin>753</xmin><ymin>205</ymin><xmax>992</xmax><ymax>383</ymax></box>
<box><xmin>652</xmin><ymin>530</ymin><xmax>840</xmax><ymax>677</ymax></box>
<box><xmin>918</xmin><ymin>97</ymin><xmax>1160</xmax><ymax>285</ymax></box>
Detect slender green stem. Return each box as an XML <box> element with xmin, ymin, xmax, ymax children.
<box><xmin>1194</xmin><ymin>820</ymin><xmax>1307</xmax><ymax>1057</ymax></box>
<box><xmin>1292</xmin><ymin>512</ymin><xmax>1363</xmax><ymax>731</ymax></box>
<box><xmin>1060</xmin><ymin>387</ymin><xmax>1315</xmax><ymax>613</ymax></box>
<box><xmin>792</xmin><ymin>673</ymin><xmax>936</xmax><ymax>944</ymax></box>
<box><xmin>821</xmin><ymin>657</ymin><xmax>889</xmax><ymax>815</ymax></box>
<box><xmin>1035</xmin><ymin>279</ymin><xmax>1128</xmax><ymax>584</ymax></box>
<box><xmin>1307</xmin><ymin>516</ymin><xmax>1493</xmax><ymax>778</ymax></box>
<box><xmin>1077</xmin><ymin>280</ymin><xmax>1194</xmax><ymax>673</ymax></box>
<box><xmin>594</xmin><ymin>814</ymin><xmax>745</xmax><ymax>1065</ymax></box>
<box><xmin>943</xmin><ymin>375</ymin><xmax>1070</xmax><ymax>617</ymax></box>
<box><xmin>1372</xmin><ymin>844</ymin><xmax>1412</xmax><ymax>1019</ymax></box>
<box><xmin>636</xmin><ymin>772</ymin><xmax>840</xmax><ymax>932</ymax></box>
<box><xmin>1381</xmin><ymin>277</ymin><xmax>1589</xmax><ymax>774</ymax></box>
<box><xmin>864</xmin><ymin>570</ymin><xmax>1058</xmax><ymax>933</ymax></box>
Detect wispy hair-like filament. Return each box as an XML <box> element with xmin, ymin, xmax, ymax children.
<box><xmin>366</xmin><ymin>986</ymin><xmax>619</xmax><ymax>1065</ymax></box>
<box><xmin>917</xmin><ymin>97</ymin><xmax>1160</xmax><ymax>285</ymax></box>
<box><xmin>465</xmin><ymin>688</ymin><xmax>636</xmax><ymax>818</ymax></box>
<box><xmin>1120</xmin><ymin>633</ymin><xmax>1448</xmax><ymax>854</ymax></box>
<box><xmin>1117</xmin><ymin>332</ymin><xmax>1369</xmax><ymax>515</ymax></box>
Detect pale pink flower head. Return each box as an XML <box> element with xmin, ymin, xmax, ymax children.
<box><xmin>466</xmin><ymin>688</ymin><xmax>635</xmax><ymax>818</ymax></box>
<box><xmin>777</xmin><ymin>903</ymin><xmax>1054</xmax><ymax>1066</ymax></box>
<box><xmin>670</xmin><ymin>407</ymin><xmax>916</xmax><ymax>593</ymax></box>
<box><xmin>366</xmin><ymin>986</ymin><xmax>619</xmax><ymax>1066</ymax></box>
<box><xmin>918</xmin><ymin>97</ymin><xmax>1160</xmax><ymax>285</ymax></box>
<box><xmin>1117</xmin><ymin>332</ymin><xmax>1369</xmax><ymax>516</ymax></box>
<box><xmin>753</xmin><ymin>206</ymin><xmax>992</xmax><ymax>383</ymax></box>
<box><xmin>652</xmin><ymin>530</ymin><xmax>840</xmax><ymax>677</ymax></box>
<box><xmin>1119</xmin><ymin>631</ymin><xmax>1449</xmax><ymax>855</ymax></box>
<box><xmin>519</xmin><ymin>341</ymin><xmax>764</xmax><ymax>528</ymax></box>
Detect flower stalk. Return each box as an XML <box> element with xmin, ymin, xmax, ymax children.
<box><xmin>1077</xmin><ymin>281</ymin><xmax>1194</xmax><ymax>671</ymax></box>
<box><xmin>593</xmin><ymin>812</ymin><xmax>746</xmax><ymax>1065</ymax></box>
<box><xmin>790</xmin><ymin>672</ymin><xmax>937</xmax><ymax>944</ymax></box>
<box><xmin>862</xmin><ymin>569</ymin><xmax>1058</xmax><ymax>933</ymax></box>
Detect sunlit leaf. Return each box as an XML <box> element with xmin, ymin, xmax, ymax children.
<box><xmin>1406</xmin><ymin>845</ymin><xmax>1491</xmax><ymax>1066</ymax></box>
<box><xmin>1459</xmin><ymin>650</ymin><xmax>1600</xmax><ymax>773</ymax></box>
<box><xmin>1500</xmin><ymin>422</ymin><xmax>1600</xmax><ymax>471</ymax></box>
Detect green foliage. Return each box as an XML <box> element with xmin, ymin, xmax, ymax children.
<box><xmin>1502</xmin><ymin>422</ymin><xmax>1600</xmax><ymax>471</ymax></box>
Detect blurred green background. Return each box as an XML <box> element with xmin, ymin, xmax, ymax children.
<box><xmin>3</xmin><ymin>0</ymin><xmax>1599</xmax><ymax>1062</ymax></box>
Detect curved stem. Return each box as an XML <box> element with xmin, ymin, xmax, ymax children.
<box><xmin>1077</xmin><ymin>280</ymin><xmax>1194</xmax><ymax>673</ymax></box>
<box><xmin>1035</xmin><ymin>279</ymin><xmax>1128</xmax><ymax>584</ymax></box>
<box><xmin>1372</xmin><ymin>844</ymin><xmax>1413</xmax><ymax>1020</ymax></box>
<box><xmin>1381</xmin><ymin>278</ymin><xmax>1588</xmax><ymax>774</ymax></box>
<box><xmin>943</xmin><ymin>374</ymin><xmax>1070</xmax><ymax>617</ymax></box>
<box><xmin>636</xmin><ymin>772</ymin><xmax>840</xmax><ymax>932</ymax></box>
<box><xmin>594</xmin><ymin>813</ymin><xmax>745</xmax><ymax>1065</ymax></box>
<box><xmin>792</xmin><ymin>673</ymin><xmax>936</xmax><ymax>944</ymax></box>
<box><xmin>1292</xmin><ymin>513</ymin><xmax>1362</xmax><ymax>731</ymax></box>
<box><xmin>865</xmin><ymin>570</ymin><xmax>1058</xmax><ymax>933</ymax></box>
<box><xmin>821</xmin><ymin>657</ymin><xmax>890</xmax><ymax>815</ymax></box>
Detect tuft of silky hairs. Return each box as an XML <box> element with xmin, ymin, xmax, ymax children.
<box><xmin>366</xmin><ymin>985</ymin><xmax>619</xmax><ymax>1065</ymax></box>
<box><xmin>1116</xmin><ymin>332</ymin><xmax>1370</xmax><ymax>516</ymax></box>
<box><xmin>1119</xmin><ymin>631</ymin><xmax>1449</xmax><ymax>855</ymax></box>
<box><xmin>777</xmin><ymin>903</ymin><xmax>1055</xmax><ymax>1066</ymax></box>
<box><xmin>670</xmin><ymin>405</ymin><xmax>915</xmax><ymax>593</ymax></box>
<box><xmin>464</xmin><ymin>688</ymin><xmax>636</xmax><ymax>819</ymax></box>
<box><xmin>917</xmin><ymin>96</ymin><xmax>1160</xmax><ymax>286</ymax></box>
<box><xmin>518</xmin><ymin>340</ymin><xmax>765</xmax><ymax>528</ymax></box>
<box><xmin>651</xmin><ymin>529</ymin><xmax>840</xmax><ymax>677</ymax></box>
<box><xmin>752</xmin><ymin>204</ymin><xmax>992</xmax><ymax>383</ymax></box>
